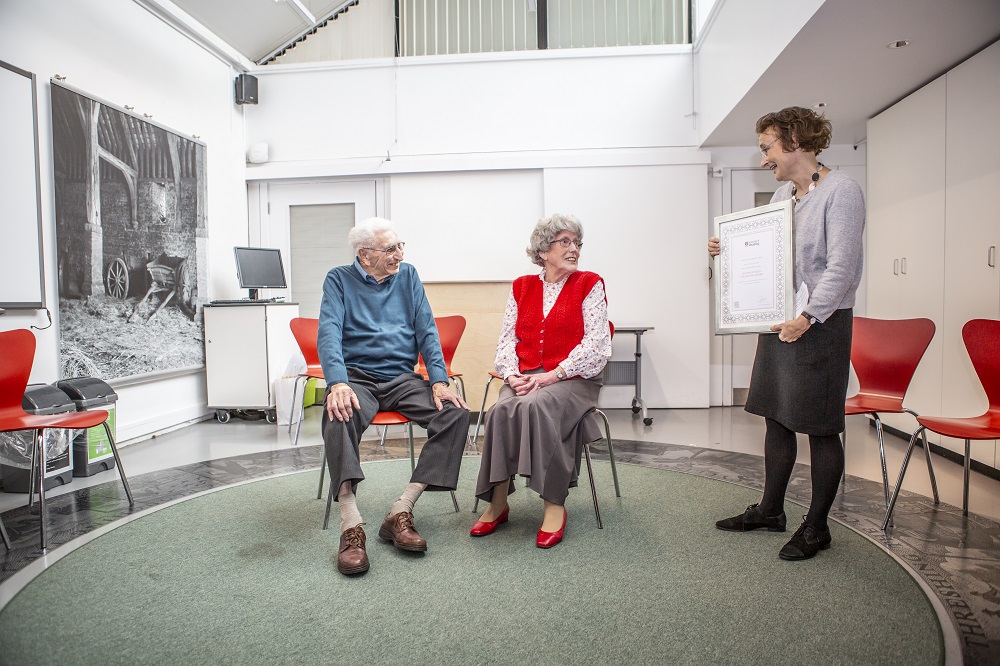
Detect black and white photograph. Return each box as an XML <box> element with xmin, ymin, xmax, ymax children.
<box><xmin>50</xmin><ymin>82</ymin><xmax>207</xmax><ymax>381</ymax></box>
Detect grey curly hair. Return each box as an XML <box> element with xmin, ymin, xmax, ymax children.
<box><xmin>526</xmin><ymin>214</ymin><xmax>584</xmax><ymax>267</ymax></box>
<box><xmin>347</xmin><ymin>217</ymin><xmax>396</xmax><ymax>254</ymax></box>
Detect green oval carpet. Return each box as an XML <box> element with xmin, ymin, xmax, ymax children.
<box><xmin>0</xmin><ymin>459</ymin><xmax>943</xmax><ymax>665</ymax></box>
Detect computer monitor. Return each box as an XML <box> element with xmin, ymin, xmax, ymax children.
<box><xmin>233</xmin><ymin>246</ymin><xmax>287</xmax><ymax>300</ymax></box>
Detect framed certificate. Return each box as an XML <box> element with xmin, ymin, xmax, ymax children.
<box><xmin>713</xmin><ymin>199</ymin><xmax>795</xmax><ymax>335</ymax></box>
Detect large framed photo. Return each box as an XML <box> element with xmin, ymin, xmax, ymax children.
<box><xmin>51</xmin><ymin>81</ymin><xmax>207</xmax><ymax>382</ymax></box>
<box><xmin>713</xmin><ymin>199</ymin><xmax>795</xmax><ymax>335</ymax></box>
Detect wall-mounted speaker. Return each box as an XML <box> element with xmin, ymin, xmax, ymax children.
<box><xmin>247</xmin><ymin>143</ymin><xmax>269</xmax><ymax>164</ymax></box>
<box><xmin>235</xmin><ymin>74</ymin><xmax>258</xmax><ymax>105</ymax></box>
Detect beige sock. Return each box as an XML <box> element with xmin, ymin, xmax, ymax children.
<box><xmin>338</xmin><ymin>490</ymin><xmax>363</xmax><ymax>533</ymax></box>
<box><xmin>390</xmin><ymin>482</ymin><xmax>426</xmax><ymax>516</ymax></box>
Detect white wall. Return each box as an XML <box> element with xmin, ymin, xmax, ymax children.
<box><xmin>0</xmin><ymin>0</ymin><xmax>250</xmax><ymax>442</ymax></box>
<box><xmin>245</xmin><ymin>47</ymin><xmax>695</xmax><ymax>171</ymax></box>
<box><xmin>244</xmin><ymin>49</ymin><xmax>711</xmax><ymax>408</ymax></box>
<box><xmin>545</xmin><ymin>165</ymin><xmax>710</xmax><ymax>408</ymax></box>
<box><xmin>694</xmin><ymin>0</ymin><xmax>823</xmax><ymax>145</ymax></box>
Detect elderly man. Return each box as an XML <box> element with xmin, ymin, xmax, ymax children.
<box><xmin>318</xmin><ymin>217</ymin><xmax>469</xmax><ymax>576</ymax></box>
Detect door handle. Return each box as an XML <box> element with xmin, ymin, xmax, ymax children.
<box><xmin>893</xmin><ymin>259</ymin><xmax>899</xmax><ymax>276</ymax></box>
<box><xmin>990</xmin><ymin>246</ymin><xmax>996</xmax><ymax>268</ymax></box>
<box><xmin>900</xmin><ymin>257</ymin><xmax>907</xmax><ymax>275</ymax></box>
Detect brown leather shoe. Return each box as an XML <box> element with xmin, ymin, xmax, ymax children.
<box><xmin>337</xmin><ymin>525</ymin><xmax>369</xmax><ymax>575</ymax></box>
<box><xmin>378</xmin><ymin>511</ymin><xmax>427</xmax><ymax>552</ymax></box>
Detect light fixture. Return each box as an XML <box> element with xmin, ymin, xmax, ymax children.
<box><xmin>813</xmin><ymin>102</ymin><xmax>827</xmax><ymax>109</ymax></box>
<box><xmin>887</xmin><ymin>39</ymin><xmax>911</xmax><ymax>49</ymax></box>
<box><xmin>274</xmin><ymin>0</ymin><xmax>316</xmax><ymax>24</ymax></box>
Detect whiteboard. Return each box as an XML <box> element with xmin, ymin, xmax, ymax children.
<box><xmin>0</xmin><ymin>61</ymin><xmax>45</xmax><ymax>308</ymax></box>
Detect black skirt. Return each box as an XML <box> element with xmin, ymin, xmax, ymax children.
<box><xmin>744</xmin><ymin>308</ymin><xmax>853</xmax><ymax>436</ymax></box>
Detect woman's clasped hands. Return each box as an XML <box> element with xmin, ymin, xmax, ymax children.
<box><xmin>506</xmin><ymin>371</ymin><xmax>559</xmax><ymax>396</ymax></box>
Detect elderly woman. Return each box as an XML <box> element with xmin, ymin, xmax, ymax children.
<box><xmin>471</xmin><ymin>214</ymin><xmax>612</xmax><ymax>548</ymax></box>
<box><xmin>709</xmin><ymin>107</ymin><xmax>865</xmax><ymax>561</ymax></box>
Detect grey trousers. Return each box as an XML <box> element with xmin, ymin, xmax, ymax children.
<box><xmin>321</xmin><ymin>368</ymin><xmax>469</xmax><ymax>501</ymax></box>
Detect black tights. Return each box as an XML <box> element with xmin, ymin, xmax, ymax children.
<box><xmin>758</xmin><ymin>418</ymin><xmax>844</xmax><ymax>530</ymax></box>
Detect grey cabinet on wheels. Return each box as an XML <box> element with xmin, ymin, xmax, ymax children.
<box><xmin>203</xmin><ymin>302</ymin><xmax>300</xmax><ymax>424</ymax></box>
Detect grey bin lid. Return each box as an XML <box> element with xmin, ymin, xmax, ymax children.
<box><xmin>22</xmin><ymin>383</ymin><xmax>77</xmax><ymax>415</ymax></box>
<box><xmin>56</xmin><ymin>377</ymin><xmax>118</xmax><ymax>409</ymax></box>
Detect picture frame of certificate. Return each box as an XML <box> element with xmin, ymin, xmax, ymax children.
<box><xmin>713</xmin><ymin>199</ymin><xmax>795</xmax><ymax>335</ymax></box>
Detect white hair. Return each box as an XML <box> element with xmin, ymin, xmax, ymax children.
<box><xmin>526</xmin><ymin>214</ymin><xmax>584</xmax><ymax>267</ymax></box>
<box><xmin>347</xmin><ymin>217</ymin><xmax>396</xmax><ymax>253</ymax></box>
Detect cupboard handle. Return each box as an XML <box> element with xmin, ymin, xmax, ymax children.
<box><xmin>901</xmin><ymin>257</ymin><xmax>907</xmax><ymax>274</ymax></box>
<box><xmin>893</xmin><ymin>259</ymin><xmax>899</xmax><ymax>276</ymax></box>
<box><xmin>990</xmin><ymin>246</ymin><xmax>996</xmax><ymax>268</ymax></box>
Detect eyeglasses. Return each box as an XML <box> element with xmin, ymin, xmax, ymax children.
<box><xmin>362</xmin><ymin>242</ymin><xmax>406</xmax><ymax>256</ymax></box>
<box><xmin>759</xmin><ymin>137</ymin><xmax>780</xmax><ymax>157</ymax></box>
<box><xmin>549</xmin><ymin>238</ymin><xmax>583</xmax><ymax>250</ymax></box>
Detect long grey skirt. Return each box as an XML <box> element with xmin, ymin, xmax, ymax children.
<box><xmin>744</xmin><ymin>307</ymin><xmax>853</xmax><ymax>436</ymax></box>
<box><xmin>475</xmin><ymin>371</ymin><xmax>603</xmax><ymax>505</ymax></box>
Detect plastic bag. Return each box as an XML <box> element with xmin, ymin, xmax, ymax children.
<box><xmin>0</xmin><ymin>430</ymin><xmax>73</xmax><ymax>469</ymax></box>
<box><xmin>274</xmin><ymin>377</ymin><xmax>302</xmax><ymax>427</ymax></box>
<box><xmin>283</xmin><ymin>352</ymin><xmax>307</xmax><ymax>378</ymax></box>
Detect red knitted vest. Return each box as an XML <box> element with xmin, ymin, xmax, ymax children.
<box><xmin>514</xmin><ymin>271</ymin><xmax>604</xmax><ymax>376</ymax></box>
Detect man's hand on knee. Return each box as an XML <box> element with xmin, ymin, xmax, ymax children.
<box><xmin>327</xmin><ymin>383</ymin><xmax>361</xmax><ymax>422</ymax></box>
<box><xmin>432</xmin><ymin>382</ymin><xmax>468</xmax><ymax>411</ymax></box>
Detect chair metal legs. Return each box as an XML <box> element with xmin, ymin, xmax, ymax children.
<box><xmin>583</xmin><ymin>409</ymin><xmax>623</xmax><ymax>529</ymax></box>
<box><xmin>104</xmin><ymin>421</ymin><xmax>135</xmax><ymax>507</ymax></box>
<box><xmin>291</xmin><ymin>376</ymin><xmax>310</xmax><ymax>447</ymax></box>
<box><xmin>468</xmin><ymin>374</ymin><xmax>499</xmax><ymax>455</ymax></box>
<box><xmin>34</xmin><ymin>430</ymin><xmax>46</xmax><ymax>550</ymax></box>
<box><xmin>452</xmin><ymin>376</ymin><xmax>466</xmax><ymax>404</ymax></box>
<box><xmin>594</xmin><ymin>409</ymin><xmax>621</xmax><ymax>499</ymax></box>
<box><xmin>882</xmin><ymin>425</ymin><xmax>944</xmax><ymax>530</ymax></box>
<box><xmin>287</xmin><ymin>375</ymin><xmax>304</xmax><ymax>434</ymax></box>
<box><xmin>581</xmin><ymin>434</ymin><xmax>602</xmax><ymax>529</ymax></box>
<box><xmin>872</xmin><ymin>417</ymin><xmax>893</xmax><ymax>527</ymax></box>
<box><xmin>28</xmin><ymin>422</ymin><xmax>133</xmax><ymax>552</ymax></box>
<box><xmin>903</xmin><ymin>408</ymin><xmax>939</xmax><ymax>505</ymax></box>
<box><xmin>963</xmin><ymin>438</ymin><xmax>972</xmax><ymax>516</ymax></box>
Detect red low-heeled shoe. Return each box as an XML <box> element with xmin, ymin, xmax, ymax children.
<box><xmin>470</xmin><ymin>505</ymin><xmax>509</xmax><ymax>537</ymax></box>
<box><xmin>536</xmin><ymin>508</ymin><xmax>567</xmax><ymax>548</ymax></box>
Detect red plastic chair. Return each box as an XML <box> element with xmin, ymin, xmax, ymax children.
<box><xmin>882</xmin><ymin>319</ymin><xmax>1000</xmax><ymax>529</ymax></box>
<box><xmin>844</xmin><ymin>317</ymin><xmax>939</xmax><ymax>517</ymax></box>
<box><xmin>0</xmin><ymin>329</ymin><xmax>134</xmax><ymax>551</ymax></box>
<box><xmin>416</xmin><ymin>315</ymin><xmax>468</xmax><ymax>401</ymax></box>
<box><xmin>289</xmin><ymin>319</ymin><xmax>460</xmax><ymax>524</ymax></box>
<box><xmin>288</xmin><ymin>317</ymin><xmax>325</xmax><ymax>447</ymax></box>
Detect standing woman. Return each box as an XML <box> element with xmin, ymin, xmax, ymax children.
<box><xmin>708</xmin><ymin>106</ymin><xmax>865</xmax><ymax>560</ymax></box>
<box><xmin>472</xmin><ymin>214</ymin><xmax>612</xmax><ymax>548</ymax></box>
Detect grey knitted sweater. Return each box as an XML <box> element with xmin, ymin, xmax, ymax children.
<box><xmin>771</xmin><ymin>169</ymin><xmax>865</xmax><ymax>323</ymax></box>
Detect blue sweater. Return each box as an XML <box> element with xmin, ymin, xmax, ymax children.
<box><xmin>317</xmin><ymin>259</ymin><xmax>447</xmax><ymax>387</ymax></box>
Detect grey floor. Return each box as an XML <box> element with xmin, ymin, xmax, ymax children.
<box><xmin>2</xmin><ymin>405</ymin><xmax>999</xmax><ymax>663</ymax></box>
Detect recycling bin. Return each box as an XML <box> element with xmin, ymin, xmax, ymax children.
<box><xmin>0</xmin><ymin>383</ymin><xmax>75</xmax><ymax>493</ymax></box>
<box><xmin>56</xmin><ymin>377</ymin><xmax>118</xmax><ymax>477</ymax></box>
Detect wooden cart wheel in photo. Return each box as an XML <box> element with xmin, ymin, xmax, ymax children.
<box><xmin>104</xmin><ymin>257</ymin><xmax>130</xmax><ymax>299</ymax></box>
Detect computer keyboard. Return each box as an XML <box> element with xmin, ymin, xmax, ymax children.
<box><xmin>210</xmin><ymin>298</ymin><xmax>280</xmax><ymax>304</ymax></box>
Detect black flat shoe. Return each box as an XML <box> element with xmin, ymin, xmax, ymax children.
<box><xmin>716</xmin><ymin>503</ymin><xmax>786</xmax><ymax>532</ymax></box>
<box><xmin>779</xmin><ymin>519</ymin><xmax>832</xmax><ymax>561</ymax></box>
